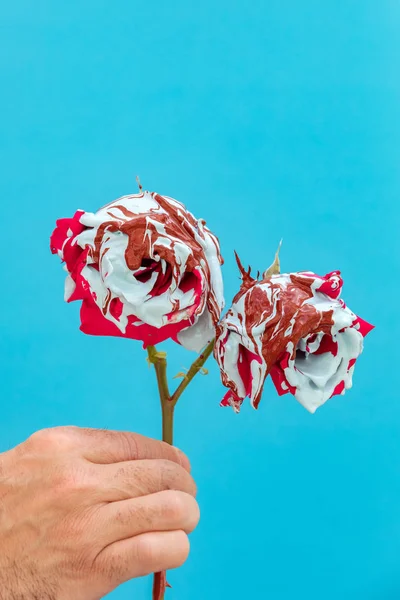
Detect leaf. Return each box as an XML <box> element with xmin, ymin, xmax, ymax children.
<box><xmin>263</xmin><ymin>239</ymin><xmax>283</xmax><ymax>279</ymax></box>
<box><xmin>173</xmin><ymin>371</ymin><xmax>189</xmax><ymax>380</ymax></box>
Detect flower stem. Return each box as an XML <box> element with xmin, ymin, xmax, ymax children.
<box><xmin>146</xmin><ymin>338</ymin><xmax>215</xmax><ymax>600</ymax></box>
<box><xmin>161</xmin><ymin>400</ymin><xmax>174</xmax><ymax>445</ymax></box>
<box><xmin>147</xmin><ymin>345</ymin><xmax>170</xmax><ymax>406</ymax></box>
<box><xmin>170</xmin><ymin>339</ymin><xmax>215</xmax><ymax>406</ymax></box>
<box><xmin>147</xmin><ymin>345</ymin><xmax>172</xmax><ymax>600</ymax></box>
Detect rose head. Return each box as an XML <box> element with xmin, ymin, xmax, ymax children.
<box><xmin>215</xmin><ymin>265</ymin><xmax>373</xmax><ymax>413</ymax></box>
<box><xmin>50</xmin><ymin>191</ymin><xmax>224</xmax><ymax>351</ymax></box>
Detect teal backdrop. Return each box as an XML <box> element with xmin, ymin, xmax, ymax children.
<box><xmin>1</xmin><ymin>1</ymin><xmax>399</xmax><ymax>598</ymax></box>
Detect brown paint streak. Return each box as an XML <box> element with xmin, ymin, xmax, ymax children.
<box><xmin>87</xmin><ymin>192</ymin><xmax>223</xmax><ymax>328</ymax></box>
<box><xmin>240</xmin><ymin>274</ymin><xmax>334</xmax><ymax>407</ymax></box>
<box><xmin>112</xmin><ymin>204</ymin><xmax>138</xmax><ymax>218</ymax></box>
<box><xmin>93</xmin><ymin>221</ymin><xmax>120</xmax><ymax>264</ymax></box>
<box><xmin>102</xmin><ymin>289</ymin><xmax>112</xmax><ymax>315</ymax></box>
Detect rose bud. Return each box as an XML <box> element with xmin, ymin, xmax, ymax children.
<box><xmin>215</xmin><ymin>256</ymin><xmax>373</xmax><ymax>413</ymax></box>
<box><xmin>50</xmin><ymin>191</ymin><xmax>224</xmax><ymax>351</ymax></box>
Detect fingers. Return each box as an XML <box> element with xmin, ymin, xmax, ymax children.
<box><xmin>95</xmin><ymin>530</ymin><xmax>190</xmax><ymax>586</ymax></box>
<box><xmin>79</xmin><ymin>428</ymin><xmax>190</xmax><ymax>470</ymax></box>
<box><xmin>93</xmin><ymin>490</ymin><xmax>200</xmax><ymax>547</ymax></box>
<box><xmin>94</xmin><ymin>458</ymin><xmax>197</xmax><ymax>502</ymax></box>
<box><xmin>23</xmin><ymin>426</ymin><xmax>190</xmax><ymax>471</ymax></box>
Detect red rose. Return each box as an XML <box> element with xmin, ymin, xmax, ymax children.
<box><xmin>51</xmin><ymin>191</ymin><xmax>224</xmax><ymax>350</ymax></box>
<box><xmin>215</xmin><ymin>265</ymin><xmax>373</xmax><ymax>413</ymax></box>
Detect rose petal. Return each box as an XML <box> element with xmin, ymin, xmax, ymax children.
<box><xmin>51</xmin><ymin>193</ymin><xmax>224</xmax><ymax>348</ymax></box>
<box><xmin>215</xmin><ymin>268</ymin><xmax>372</xmax><ymax>413</ymax></box>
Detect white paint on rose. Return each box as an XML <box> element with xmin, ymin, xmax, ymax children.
<box><xmin>61</xmin><ymin>191</ymin><xmax>224</xmax><ymax>352</ymax></box>
<box><xmin>282</xmin><ymin>296</ymin><xmax>364</xmax><ymax>413</ymax></box>
<box><xmin>177</xmin><ymin>219</ymin><xmax>225</xmax><ymax>352</ymax></box>
<box><xmin>216</xmin><ymin>271</ymin><xmax>366</xmax><ymax>413</ymax></box>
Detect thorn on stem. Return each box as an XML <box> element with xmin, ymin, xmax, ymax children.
<box><xmin>173</xmin><ymin>371</ymin><xmax>189</xmax><ymax>380</ymax></box>
<box><xmin>234</xmin><ymin>251</ymin><xmax>255</xmax><ymax>286</ymax></box>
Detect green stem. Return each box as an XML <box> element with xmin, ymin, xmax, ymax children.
<box><xmin>170</xmin><ymin>339</ymin><xmax>215</xmax><ymax>406</ymax></box>
<box><xmin>147</xmin><ymin>345</ymin><xmax>172</xmax><ymax>600</ymax></box>
<box><xmin>146</xmin><ymin>339</ymin><xmax>215</xmax><ymax>600</ymax></box>
<box><xmin>161</xmin><ymin>400</ymin><xmax>174</xmax><ymax>445</ymax></box>
<box><xmin>147</xmin><ymin>345</ymin><xmax>170</xmax><ymax>407</ymax></box>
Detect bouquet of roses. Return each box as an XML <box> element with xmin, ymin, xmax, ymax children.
<box><xmin>51</xmin><ymin>183</ymin><xmax>373</xmax><ymax>599</ymax></box>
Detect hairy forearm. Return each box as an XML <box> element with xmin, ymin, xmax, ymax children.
<box><xmin>0</xmin><ymin>560</ymin><xmax>57</xmax><ymax>600</ymax></box>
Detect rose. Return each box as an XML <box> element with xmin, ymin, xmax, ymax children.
<box><xmin>50</xmin><ymin>191</ymin><xmax>224</xmax><ymax>351</ymax></box>
<box><xmin>214</xmin><ymin>265</ymin><xmax>373</xmax><ymax>413</ymax></box>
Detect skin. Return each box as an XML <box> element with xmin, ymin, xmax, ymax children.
<box><xmin>0</xmin><ymin>426</ymin><xmax>200</xmax><ymax>600</ymax></box>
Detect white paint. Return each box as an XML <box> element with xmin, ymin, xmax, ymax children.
<box><xmin>216</xmin><ymin>271</ymin><xmax>366</xmax><ymax>413</ymax></box>
<box><xmin>60</xmin><ymin>191</ymin><xmax>224</xmax><ymax>351</ymax></box>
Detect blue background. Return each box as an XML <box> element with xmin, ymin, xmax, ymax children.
<box><xmin>1</xmin><ymin>1</ymin><xmax>399</xmax><ymax>598</ymax></box>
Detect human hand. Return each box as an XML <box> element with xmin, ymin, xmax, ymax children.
<box><xmin>0</xmin><ymin>426</ymin><xmax>199</xmax><ymax>599</ymax></box>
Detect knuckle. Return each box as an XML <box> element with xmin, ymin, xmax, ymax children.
<box><xmin>26</xmin><ymin>427</ymin><xmax>74</xmax><ymax>453</ymax></box>
<box><xmin>141</xmin><ymin>458</ymin><xmax>196</xmax><ymax>496</ymax></box>
<box><xmin>163</xmin><ymin>491</ymin><xmax>200</xmax><ymax>532</ymax></box>
<box><xmin>119</xmin><ymin>431</ymin><xmax>140</xmax><ymax>459</ymax></box>
<box><xmin>161</xmin><ymin>460</ymin><xmax>197</xmax><ymax>496</ymax></box>
<box><xmin>185</xmin><ymin>496</ymin><xmax>200</xmax><ymax>532</ymax></box>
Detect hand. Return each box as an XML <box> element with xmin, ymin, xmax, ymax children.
<box><xmin>0</xmin><ymin>426</ymin><xmax>199</xmax><ymax>600</ymax></box>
